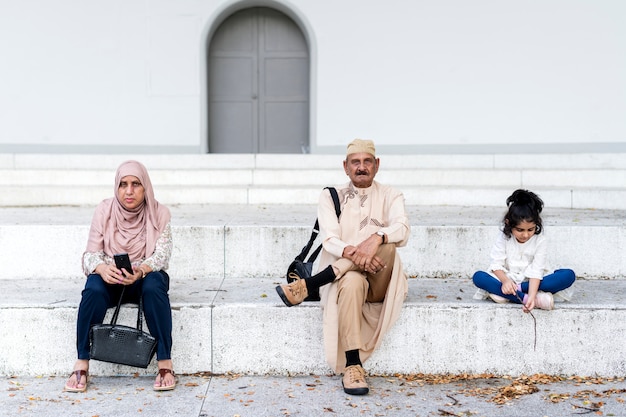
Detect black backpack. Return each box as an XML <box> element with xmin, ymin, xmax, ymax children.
<box><xmin>286</xmin><ymin>187</ymin><xmax>341</xmax><ymax>301</ymax></box>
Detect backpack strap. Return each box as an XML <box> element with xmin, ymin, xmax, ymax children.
<box><xmin>326</xmin><ymin>186</ymin><xmax>341</xmax><ymax>218</ymax></box>
<box><xmin>295</xmin><ymin>187</ymin><xmax>341</xmax><ymax>262</ymax></box>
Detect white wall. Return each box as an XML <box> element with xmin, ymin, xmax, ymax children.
<box><xmin>308</xmin><ymin>0</ymin><xmax>626</xmax><ymax>152</ymax></box>
<box><xmin>0</xmin><ymin>0</ymin><xmax>624</xmax><ymax>153</ymax></box>
<box><xmin>0</xmin><ymin>0</ymin><xmax>202</xmax><ymax>152</ymax></box>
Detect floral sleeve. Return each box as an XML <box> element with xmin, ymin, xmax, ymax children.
<box><xmin>83</xmin><ymin>251</ymin><xmax>106</xmax><ymax>276</ymax></box>
<box><xmin>82</xmin><ymin>222</ymin><xmax>173</xmax><ymax>275</ymax></box>
<box><xmin>143</xmin><ymin>222</ymin><xmax>173</xmax><ymax>272</ymax></box>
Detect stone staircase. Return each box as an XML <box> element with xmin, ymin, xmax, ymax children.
<box><xmin>1</xmin><ymin>152</ymin><xmax>624</xmax><ymax>208</ymax></box>
<box><xmin>0</xmin><ymin>153</ymin><xmax>624</xmax><ymax>378</ymax></box>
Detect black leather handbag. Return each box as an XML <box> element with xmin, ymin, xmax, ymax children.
<box><xmin>89</xmin><ymin>286</ymin><xmax>157</xmax><ymax>368</ymax></box>
<box><xmin>286</xmin><ymin>187</ymin><xmax>341</xmax><ymax>301</ymax></box>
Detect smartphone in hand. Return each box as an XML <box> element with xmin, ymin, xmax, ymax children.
<box><xmin>113</xmin><ymin>253</ymin><xmax>134</xmax><ymax>277</ymax></box>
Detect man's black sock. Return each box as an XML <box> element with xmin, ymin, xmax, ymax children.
<box><xmin>304</xmin><ymin>265</ymin><xmax>336</xmax><ymax>292</ymax></box>
<box><xmin>345</xmin><ymin>349</ymin><xmax>362</xmax><ymax>367</ymax></box>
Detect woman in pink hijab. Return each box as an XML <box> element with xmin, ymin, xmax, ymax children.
<box><xmin>65</xmin><ymin>160</ymin><xmax>176</xmax><ymax>392</ymax></box>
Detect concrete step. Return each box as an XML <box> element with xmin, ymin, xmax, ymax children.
<box><xmin>3</xmin><ymin>152</ymin><xmax>626</xmax><ymax>170</ymax></box>
<box><xmin>1</xmin><ymin>277</ymin><xmax>624</xmax><ymax>377</ymax></box>
<box><xmin>2</xmin><ymin>205</ymin><xmax>625</xmax><ymax>281</ymax></box>
<box><xmin>2</xmin><ymin>184</ymin><xmax>625</xmax><ymax>209</ymax></box>
<box><xmin>1</xmin><ymin>153</ymin><xmax>624</xmax><ymax>208</ymax></box>
<box><xmin>1</xmin><ymin>168</ymin><xmax>622</xmax><ymax>188</ymax></box>
<box><xmin>1</xmin><ymin>204</ymin><xmax>624</xmax><ymax>377</ymax></box>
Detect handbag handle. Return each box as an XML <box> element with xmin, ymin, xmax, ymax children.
<box><xmin>109</xmin><ymin>284</ymin><xmax>146</xmax><ymax>333</ymax></box>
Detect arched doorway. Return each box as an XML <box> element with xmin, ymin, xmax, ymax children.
<box><xmin>207</xmin><ymin>7</ymin><xmax>310</xmax><ymax>153</ymax></box>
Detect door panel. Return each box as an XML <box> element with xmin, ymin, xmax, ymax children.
<box><xmin>210</xmin><ymin>58</ymin><xmax>254</xmax><ymax>97</ymax></box>
<box><xmin>264</xmin><ymin>102</ymin><xmax>308</xmax><ymax>152</ymax></box>
<box><xmin>210</xmin><ymin>102</ymin><xmax>255</xmax><ymax>153</ymax></box>
<box><xmin>208</xmin><ymin>7</ymin><xmax>309</xmax><ymax>153</ymax></box>
<box><xmin>263</xmin><ymin>9</ymin><xmax>307</xmax><ymax>52</ymax></box>
<box><xmin>265</xmin><ymin>58</ymin><xmax>308</xmax><ymax>97</ymax></box>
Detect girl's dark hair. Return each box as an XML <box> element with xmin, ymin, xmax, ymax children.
<box><xmin>502</xmin><ymin>189</ymin><xmax>544</xmax><ymax>238</ymax></box>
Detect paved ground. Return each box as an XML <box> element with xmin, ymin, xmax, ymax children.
<box><xmin>3</xmin><ymin>373</ymin><xmax>625</xmax><ymax>417</ymax></box>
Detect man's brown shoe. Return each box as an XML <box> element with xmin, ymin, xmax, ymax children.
<box><xmin>342</xmin><ymin>364</ymin><xmax>369</xmax><ymax>395</ymax></box>
<box><xmin>276</xmin><ymin>273</ymin><xmax>308</xmax><ymax>307</ymax></box>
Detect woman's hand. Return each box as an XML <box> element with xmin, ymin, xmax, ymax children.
<box><xmin>95</xmin><ymin>263</ymin><xmax>142</xmax><ymax>285</ymax></box>
<box><xmin>95</xmin><ymin>263</ymin><xmax>125</xmax><ymax>285</ymax></box>
<box><xmin>118</xmin><ymin>266</ymin><xmax>143</xmax><ymax>285</ymax></box>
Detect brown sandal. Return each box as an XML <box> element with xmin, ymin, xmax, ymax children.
<box><xmin>154</xmin><ymin>369</ymin><xmax>177</xmax><ymax>391</ymax></box>
<box><xmin>64</xmin><ymin>370</ymin><xmax>88</xmax><ymax>393</ymax></box>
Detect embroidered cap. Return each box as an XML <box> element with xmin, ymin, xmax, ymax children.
<box><xmin>346</xmin><ymin>139</ymin><xmax>376</xmax><ymax>157</ymax></box>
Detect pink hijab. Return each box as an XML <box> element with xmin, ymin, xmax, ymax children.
<box><xmin>85</xmin><ymin>160</ymin><xmax>171</xmax><ymax>262</ymax></box>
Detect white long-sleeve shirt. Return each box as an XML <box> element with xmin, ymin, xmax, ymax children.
<box><xmin>488</xmin><ymin>231</ymin><xmax>549</xmax><ymax>283</ymax></box>
<box><xmin>474</xmin><ymin>229</ymin><xmax>575</xmax><ymax>302</ymax></box>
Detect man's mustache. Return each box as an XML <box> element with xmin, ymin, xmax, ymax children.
<box><xmin>356</xmin><ymin>170</ymin><xmax>369</xmax><ymax>175</ymax></box>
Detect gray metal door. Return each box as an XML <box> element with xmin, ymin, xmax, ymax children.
<box><xmin>208</xmin><ymin>7</ymin><xmax>309</xmax><ymax>153</ymax></box>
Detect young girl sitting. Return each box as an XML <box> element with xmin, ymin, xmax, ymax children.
<box><xmin>472</xmin><ymin>189</ymin><xmax>575</xmax><ymax>312</ymax></box>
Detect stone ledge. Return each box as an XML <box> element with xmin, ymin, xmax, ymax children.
<box><xmin>1</xmin><ymin>277</ymin><xmax>624</xmax><ymax>377</ymax></box>
<box><xmin>2</xmin><ymin>205</ymin><xmax>626</xmax><ymax>281</ymax></box>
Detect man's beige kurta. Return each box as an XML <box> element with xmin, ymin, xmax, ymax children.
<box><xmin>317</xmin><ymin>181</ymin><xmax>410</xmax><ymax>373</ymax></box>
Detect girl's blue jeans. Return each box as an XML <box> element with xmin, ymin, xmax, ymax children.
<box><xmin>76</xmin><ymin>271</ymin><xmax>173</xmax><ymax>361</ymax></box>
<box><xmin>472</xmin><ymin>269</ymin><xmax>576</xmax><ymax>304</ymax></box>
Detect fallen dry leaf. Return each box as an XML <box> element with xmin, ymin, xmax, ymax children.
<box><xmin>398</xmin><ymin>373</ymin><xmax>624</xmax><ymax>405</ymax></box>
